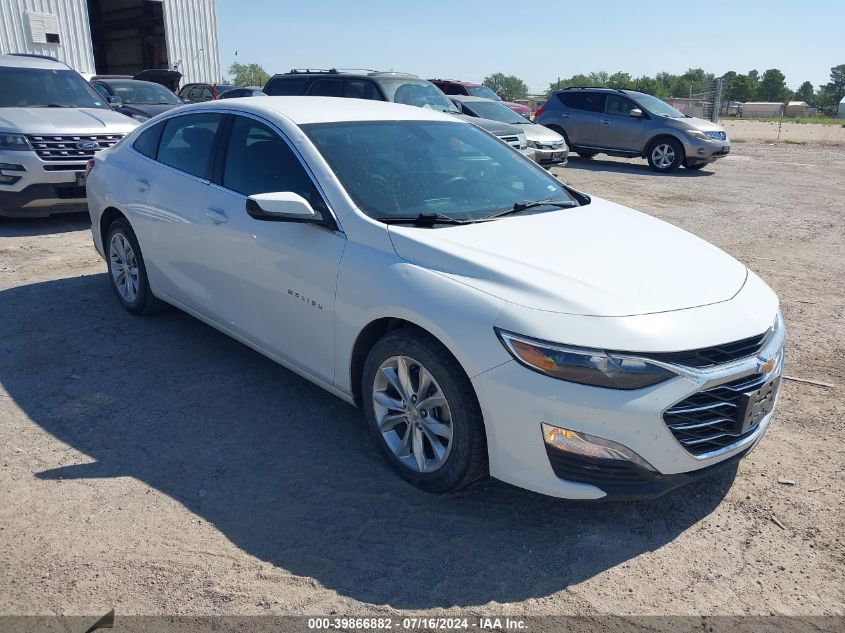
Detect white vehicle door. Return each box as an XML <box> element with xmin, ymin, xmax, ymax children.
<box><xmin>123</xmin><ymin>112</ymin><xmax>226</xmax><ymax>319</ymax></box>
<box><xmin>203</xmin><ymin>113</ymin><xmax>346</xmax><ymax>383</ymax></box>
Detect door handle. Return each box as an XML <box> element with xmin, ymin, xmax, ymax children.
<box><xmin>205</xmin><ymin>208</ymin><xmax>228</xmax><ymax>224</ymax></box>
<box><xmin>133</xmin><ymin>178</ymin><xmax>150</xmax><ymax>192</ymax></box>
<box><xmin>561</xmin><ymin>114</ymin><xmax>572</xmax><ymax>119</ymax></box>
<box><xmin>600</xmin><ymin>119</ymin><xmax>611</xmax><ymax>125</ymax></box>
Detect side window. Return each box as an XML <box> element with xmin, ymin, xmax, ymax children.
<box><xmin>132</xmin><ymin>122</ymin><xmax>163</xmax><ymax>159</ymax></box>
<box><xmin>558</xmin><ymin>92</ymin><xmax>606</xmax><ymax>112</ymax></box>
<box><xmin>221</xmin><ymin>116</ymin><xmax>315</xmax><ymax>199</ymax></box>
<box><xmin>307</xmin><ymin>79</ymin><xmax>343</xmax><ymax>97</ymax></box>
<box><xmin>201</xmin><ymin>87</ymin><xmax>213</xmax><ymax>101</ymax></box>
<box><xmin>186</xmin><ymin>86</ymin><xmax>202</xmax><ymax>101</ymax></box>
<box><xmin>345</xmin><ymin>80</ymin><xmax>378</xmax><ymax>100</ymax></box>
<box><xmin>264</xmin><ymin>77</ymin><xmax>307</xmax><ymax>96</ymax></box>
<box><xmin>157</xmin><ymin>113</ymin><xmax>223</xmax><ymax>178</ymax></box>
<box><xmin>442</xmin><ymin>84</ymin><xmax>462</xmax><ymax>95</ymax></box>
<box><xmin>605</xmin><ymin>95</ymin><xmax>636</xmax><ymax>116</ymax></box>
<box><xmin>92</xmin><ymin>83</ymin><xmax>111</xmax><ymax>100</ymax></box>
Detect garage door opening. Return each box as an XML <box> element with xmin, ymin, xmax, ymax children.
<box><xmin>86</xmin><ymin>0</ymin><xmax>168</xmax><ymax>76</ymax></box>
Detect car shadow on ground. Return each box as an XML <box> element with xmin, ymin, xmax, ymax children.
<box><xmin>0</xmin><ymin>274</ymin><xmax>736</xmax><ymax>609</ymax></box>
<box><xmin>0</xmin><ymin>212</ymin><xmax>91</xmax><ymax>237</ymax></box>
<box><xmin>561</xmin><ymin>156</ymin><xmax>716</xmax><ymax>177</ymax></box>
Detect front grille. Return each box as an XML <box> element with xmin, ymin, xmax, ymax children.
<box><xmin>704</xmin><ymin>131</ymin><xmax>727</xmax><ymax>141</ymax></box>
<box><xmin>43</xmin><ymin>164</ymin><xmax>86</xmax><ymax>171</ymax></box>
<box><xmin>26</xmin><ymin>134</ymin><xmax>123</xmax><ymax>162</ymax></box>
<box><xmin>646</xmin><ymin>329</ymin><xmax>772</xmax><ymax>369</ymax></box>
<box><xmin>55</xmin><ymin>185</ymin><xmax>87</xmax><ymax>199</ymax></box>
<box><xmin>664</xmin><ymin>373</ymin><xmax>777</xmax><ymax>456</ymax></box>
<box><xmin>535</xmin><ymin>141</ymin><xmax>566</xmax><ymax>150</ymax></box>
<box><xmin>500</xmin><ymin>135</ymin><xmax>521</xmax><ymax>149</ymax></box>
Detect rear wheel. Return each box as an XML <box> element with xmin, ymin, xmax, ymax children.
<box><xmin>362</xmin><ymin>329</ymin><xmax>487</xmax><ymax>493</ymax></box>
<box><xmin>576</xmin><ymin>151</ymin><xmax>597</xmax><ymax>159</ymax></box>
<box><xmin>105</xmin><ymin>217</ymin><xmax>165</xmax><ymax>315</ymax></box>
<box><xmin>647</xmin><ymin>138</ymin><xmax>684</xmax><ymax>172</ymax></box>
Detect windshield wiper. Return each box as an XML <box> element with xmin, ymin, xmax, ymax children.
<box><xmin>378</xmin><ymin>212</ymin><xmax>473</xmax><ymax>226</ymax></box>
<box><xmin>483</xmin><ymin>199</ymin><xmax>577</xmax><ymax>221</ymax></box>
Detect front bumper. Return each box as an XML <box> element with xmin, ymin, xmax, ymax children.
<box><xmin>472</xmin><ymin>316</ymin><xmax>785</xmax><ymax>500</ymax></box>
<box><xmin>0</xmin><ymin>149</ymin><xmax>87</xmax><ymax>216</ymax></box>
<box><xmin>533</xmin><ymin>147</ymin><xmax>569</xmax><ymax>166</ymax></box>
<box><xmin>681</xmin><ymin>136</ymin><xmax>731</xmax><ymax>163</ymax></box>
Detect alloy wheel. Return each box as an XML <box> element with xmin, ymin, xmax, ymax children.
<box><xmin>651</xmin><ymin>143</ymin><xmax>676</xmax><ymax>169</ymax></box>
<box><xmin>109</xmin><ymin>232</ymin><xmax>140</xmax><ymax>303</ymax></box>
<box><xmin>372</xmin><ymin>355</ymin><xmax>453</xmax><ymax>473</ymax></box>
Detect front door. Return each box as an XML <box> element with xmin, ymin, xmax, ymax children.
<box><xmin>204</xmin><ymin>114</ymin><xmax>346</xmax><ymax>383</ymax></box>
<box><xmin>595</xmin><ymin>94</ymin><xmax>647</xmax><ymax>152</ymax></box>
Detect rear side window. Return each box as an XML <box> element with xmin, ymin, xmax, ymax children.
<box><xmin>221</xmin><ymin>116</ymin><xmax>314</xmax><ymax>198</ymax></box>
<box><xmin>157</xmin><ymin>113</ymin><xmax>223</xmax><ymax>178</ymax></box>
<box><xmin>264</xmin><ymin>77</ymin><xmax>307</xmax><ymax>96</ymax></box>
<box><xmin>440</xmin><ymin>83</ymin><xmax>464</xmax><ymax>95</ymax></box>
<box><xmin>345</xmin><ymin>80</ymin><xmax>380</xmax><ymax>100</ymax></box>
<box><xmin>133</xmin><ymin>122</ymin><xmax>163</xmax><ymax>159</ymax></box>
<box><xmin>308</xmin><ymin>79</ymin><xmax>343</xmax><ymax>97</ymax></box>
<box><xmin>558</xmin><ymin>92</ymin><xmax>606</xmax><ymax>112</ymax></box>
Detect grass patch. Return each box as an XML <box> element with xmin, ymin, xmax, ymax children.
<box><xmin>731</xmin><ymin>116</ymin><xmax>844</xmax><ymax>125</ymax></box>
<box><xmin>732</xmin><ymin>138</ymin><xmax>747</xmax><ymax>143</ymax></box>
<box><xmin>783</xmin><ymin>139</ymin><xmax>806</xmax><ymax>145</ymax></box>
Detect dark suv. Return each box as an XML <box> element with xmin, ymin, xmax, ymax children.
<box><xmin>535</xmin><ymin>87</ymin><xmax>731</xmax><ymax>172</ymax></box>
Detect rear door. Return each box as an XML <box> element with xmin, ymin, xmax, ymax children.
<box><xmin>596</xmin><ymin>94</ymin><xmax>647</xmax><ymax>152</ymax></box>
<box><xmin>557</xmin><ymin>91</ymin><xmax>605</xmax><ymax>148</ymax></box>
<box><xmin>204</xmin><ymin>113</ymin><xmax>346</xmax><ymax>382</ymax></box>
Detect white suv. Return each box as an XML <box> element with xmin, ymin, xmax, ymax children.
<box><xmin>0</xmin><ymin>54</ymin><xmax>137</xmax><ymax>217</ymax></box>
<box><xmin>86</xmin><ymin>97</ymin><xmax>784</xmax><ymax>500</ymax></box>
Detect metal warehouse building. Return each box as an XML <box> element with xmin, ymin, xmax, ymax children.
<box><xmin>0</xmin><ymin>0</ymin><xmax>220</xmax><ymax>85</ymax></box>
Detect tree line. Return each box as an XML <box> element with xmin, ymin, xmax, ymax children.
<box><xmin>484</xmin><ymin>65</ymin><xmax>844</xmax><ymax>112</ymax></box>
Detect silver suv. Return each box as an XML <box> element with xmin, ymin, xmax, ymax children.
<box><xmin>535</xmin><ymin>87</ymin><xmax>730</xmax><ymax>172</ymax></box>
<box><xmin>0</xmin><ymin>54</ymin><xmax>137</xmax><ymax>217</ymax></box>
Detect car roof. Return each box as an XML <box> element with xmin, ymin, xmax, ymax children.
<box><xmin>430</xmin><ymin>79</ymin><xmax>480</xmax><ymax>86</ymax></box>
<box><xmin>450</xmin><ymin>95</ymin><xmax>499</xmax><ymax>103</ymax></box>
<box><xmin>269</xmin><ymin>70</ymin><xmax>420</xmax><ymax>80</ymax></box>
<box><xmin>193</xmin><ymin>96</ymin><xmax>462</xmax><ymax>125</ymax></box>
<box><xmin>0</xmin><ymin>53</ymin><xmax>69</xmax><ymax>70</ymax></box>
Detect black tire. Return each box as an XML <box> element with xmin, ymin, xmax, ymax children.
<box><xmin>361</xmin><ymin>328</ymin><xmax>488</xmax><ymax>493</ymax></box>
<box><xmin>685</xmin><ymin>161</ymin><xmax>707</xmax><ymax>171</ymax></box>
<box><xmin>646</xmin><ymin>137</ymin><xmax>684</xmax><ymax>172</ymax></box>
<box><xmin>104</xmin><ymin>217</ymin><xmax>165</xmax><ymax>315</ymax></box>
<box><xmin>576</xmin><ymin>151</ymin><xmax>597</xmax><ymax>159</ymax></box>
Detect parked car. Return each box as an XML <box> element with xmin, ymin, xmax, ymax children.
<box><xmin>91</xmin><ymin>78</ymin><xmax>183</xmax><ymax>122</ymax></box>
<box><xmin>430</xmin><ymin>79</ymin><xmax>532</xmax><ymax>118</ymax></box>
<box><xmin>535</xmin><ymin>87</ymin><xmax>731</xmax><ymax>172</ymax></box>
<box><xmin>218</xmin><ymin>87</ymin><xmax>267</xmax><ymax>99</ymax></box>
<box><xmin>0</xmin><ymin>54</ymin><xmax>137</xmax><ymax>218</ymax></box>
<box><xmin>90</xmin><ymin>69</ymin><xmax>183</xmax><ymax>93</ymax></box>
<box><xmin>451</xmin><ymin>95</ymin><xmax>568</xmax><ymax>166</ymax></box>
<box><xmin>177</xmin><ymin>82</ymin><xmax>237</xmax><ymax>103</ymax></box>
<box><xmin>263</xmin><ymin>69</ymin><xmax>532</xmax><ymax>158</ymax></box>
<box><xmin>86</xmin><ymin>97</ymin><xmax>784</xmax><ymax>500</ymax></box>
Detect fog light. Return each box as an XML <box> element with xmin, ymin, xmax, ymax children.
<box><xmin>541</xmin><ymin>423</ymin><xmax>655</xmax><ymax>471</ymax></box>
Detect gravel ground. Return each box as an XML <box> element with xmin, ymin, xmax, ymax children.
<box><xmin>0</xmin><ymin>141</ymin><xmax>843</xmax><ymax>618</ymax></box>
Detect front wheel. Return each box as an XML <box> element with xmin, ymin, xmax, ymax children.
<box><xmin>105</xmin><ymin>217</ymin><xmax>165</xmax><ymax>315</ymax></box>
<box><xmin>361</xmin><ymin>329</ymin><xmax>487</xmax><ymax>493</ymax></box>
<box><xmin>647</xmin><ymin>138</ymin><xmax>684</xmax><ymax>172</ymax></box>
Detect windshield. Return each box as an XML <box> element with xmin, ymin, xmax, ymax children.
<box><xmin>0</xmin><ymin>67</ymin><xmax>107</xmax><ymax>108</ymax></box>
<box><xmin>106</xmin><ymin>81</ymin><xmax>180</xmax><ymax>104</ymax></box>
<box><xmin>634</xmin><ymin>93</ymin><xmax>687</xmax><ymax>118</ymax></box>
<box><xmin>465</xmin><ymin>100</ymin><xmax>528</xmax><ymax>124</ymax></box>
<box><xmin>466</xmin><ymin>85</ymin><xmax>501</xmax><ymax>100</ymax></box>
<box><xmin>377</xmin><ymin>79</ymin><xmax>459</xmax><ymax>113</ymax></box>
<box><xmin>304</xmin><ymin>120</ymin><xmax>576</xmax><ymax>223</ymax></box>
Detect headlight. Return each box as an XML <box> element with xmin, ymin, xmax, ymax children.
<box><xmin>130</xmin><ymin>114</ymin><xmax>150</xmax><ymax>122</ymax></box>
<box><xmin>496</xmin><ymin>329</ymin><xmax>676</xmax><ymax>390</ymax></box>
<box><xmin>0</xmin><ymin>133</ymin><xmax>31</xmax><ymax>151</ymax></box>
<box><xmin>527</xmin><ymin>140</ymin><xmax>538</xmax><ymax>149</ymax></box>
<box><xmin>685</xmin><ymin>129</ymin><xmax>709</xmax><ymax>140</ymax></box>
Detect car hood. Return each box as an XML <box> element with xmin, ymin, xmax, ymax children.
<box><xmin>454</xmin><ymin>113</ymin><xmax>522</xmax><ymax>137</ymax></box>
<box><xmin>0</xmin><ymin>107</ymin><xmax>138</xmax><ymax>135</ymax></box>
<box><xmin>387</xmin><ymin>197</ymin><xmax>748</xmax><ymax>317</ymax></box>
<box><xmin>666</xmin><ymin>116</ymin><xmax>725</xmax><ymax>133</ymax></box>
<box><xmin>503</xmin><ymin>101</ymin><xmax>530</xmax><ymax>112</ymax></box>
<box><xmin>518</xmin><ymin>123</ymin><xmax>566</xmax><ymax>144</ymax></box>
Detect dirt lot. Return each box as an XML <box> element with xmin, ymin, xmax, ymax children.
<box><xmin>1</xmin><ymin>141</ymin><xmax>843</xmax><ymax>619</ymax></box>
<box><xmin>722</xmin><ymin>119</ymin><xmax>845</xmax><ymax>144</ymax></box>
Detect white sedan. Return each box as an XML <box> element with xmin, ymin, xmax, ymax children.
<box><xmin>85</xmin><ymin>97</ymin><xmax>785</xmax><ymax>500</ymax></box>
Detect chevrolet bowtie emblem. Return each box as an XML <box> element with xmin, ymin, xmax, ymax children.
<box><xmin>759</xmin><ymin>355</ymin><xmax>777</xmax><ymax>374</ymax></box>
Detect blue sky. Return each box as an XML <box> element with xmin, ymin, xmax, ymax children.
<box><xmin>217</xmin><ymin>0</ymin><xmax>844</xmax><ymax>91</ymax></box>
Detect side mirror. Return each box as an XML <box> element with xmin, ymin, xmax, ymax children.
<box><xmin>107</xmin><ymin>95</ymin><xmax>122</xmax><ymax>108</ymax></box>
<box><xmin>629</xmin><ymin>108</ymin><xmax>643</xmax><ymax>118</ymax></box>
<box><xmin>246</xmin><ymin>192</ymin><xmax>318</xmax><ymax>223</ymax></box>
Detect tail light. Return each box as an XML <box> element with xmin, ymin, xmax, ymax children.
<box><xmin>212</xmin><ymin>84</ymin><xmax>218</xmax><ymax>99</ymax></box>
<box><xmin>534</xmin><ymin>106</ymin><xmax>546</xmax><ymax>119</ymax></box>
<box><xmin>84</xmin><ymin>160</ymin><xmax>95</xmax><ymax>179</ymax></box>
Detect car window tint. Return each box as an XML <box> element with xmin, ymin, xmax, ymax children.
<box><xmin>559</xmin><ymin>92</ymin><xmax>606</xmax><ymax>112</ymax></box>
<box><xmin>157</xmin><ymin>113</ymin><xmax>222</xmax><ymax>178</ymax></box>
<box><xmin>202</xmin><ymin>87</ymin><xmax>213</xmax><ymax>101</ymax></box>
<box><xmin>606</xmin><ymin>95</ymin><xmax>635</xmax><ymax>116</ymax></box>
<box><xmin>92</xmin><ymin>83</ymin><xmax>111</xmax><ymax>99</ymax></box>
<box><xmin>133</xmin><ymin>122</ymin><xmax>163</xmax><ymax>159</ymax></box>
<box><xmin>308</xmin><ymin>79</ymin><xmax>343</xmax><ymax>97</ymax></box>
<box><xmin>222</xmin><ymin>116</ymin><xmax>314</xmax><ymax>198</ymax></box>
<box><xmin>441</xmin><ymin>84</ymin><xmax>463</xmax><ymax>95</ymax></box>
<box><xmin>345</xmin><ymin>80</ymin><xmax>379</xmax><ymax>100</ymax></box>
<box><xmin>264</xmin><ymin>77</ymin><xmax>307</xmax><ymax>96</ymax></box>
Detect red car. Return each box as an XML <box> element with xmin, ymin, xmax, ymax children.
<box><xmin>429</xmin><ymin>79</ymin><xmax>531</xmax><ymax>118</ymax></box>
